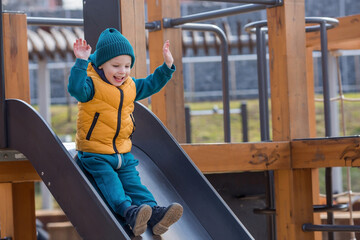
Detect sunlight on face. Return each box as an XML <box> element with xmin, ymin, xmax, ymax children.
<box><xmin>99</xmin><ymin>55</ymin><xmax>132</xmax><ymax>87</ymax></box>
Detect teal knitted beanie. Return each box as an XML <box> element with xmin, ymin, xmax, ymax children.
<box><xmin>94</xmin><ymin>28</ymin><xmax>135</xmax><ymax>68</ymax></box>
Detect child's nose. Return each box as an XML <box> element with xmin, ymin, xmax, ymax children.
<box><xmin>119</xmin><ymin>67</ymin><xmax>125</xmax><ymax>73</ymax></box>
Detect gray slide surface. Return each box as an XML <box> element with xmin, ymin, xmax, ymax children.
<box><xmin>6</xmin><ymin>99</ymin><xmax>253</xmax><ymax>240</ymax></box>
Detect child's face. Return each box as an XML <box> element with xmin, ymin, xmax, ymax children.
<box><xmin>99</xmin><ymin>55</ymin><xmax>132</xmax><ymax>87</ymax></box>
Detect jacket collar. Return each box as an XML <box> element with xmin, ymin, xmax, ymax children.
<box><xmin>91</xmin><ymin>63</ymin><xmax>112</xmax><ymax>85</ymax></box>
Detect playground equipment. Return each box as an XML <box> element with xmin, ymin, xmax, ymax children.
<box><xmin>1</xmin><ymin>0</ymin><xmax>360</xmax><ymax>240</ymax></box>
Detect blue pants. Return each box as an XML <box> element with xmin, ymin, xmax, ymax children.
<box><xmin>78</xmin><ymin>151</ymin><xmax>157</xmax><ymax>217</ymax></box>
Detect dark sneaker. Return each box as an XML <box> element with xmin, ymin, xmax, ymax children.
<box><xmin>148</xmin><ymin>203</ymin><xmax>183</xmax><ymax>235</ymax></box>
<box><xmin>124</xmin><ymin>204</ymin><xmax>152</xmax><ymax>236</ymax></box>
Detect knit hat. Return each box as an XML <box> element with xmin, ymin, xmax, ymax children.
<box><xmin>93</xmin><ymin>28</ymin><xmax>135</xmax><ymax>68</ymax></box>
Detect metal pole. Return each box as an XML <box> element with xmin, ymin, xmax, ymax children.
<box><xmin>197</xmin><ymin>0</ymin><xmax>280</xmax><ymax>5</ymax></box>
<box><xmin>320</xmin><ymin>21</ymin><xmax>332</xmax><ymax>137</ymax></box>
<box><xmin>258</xmin><ymin>27</ymin><xmax>275</xmax><ymax>240</ymax></box>
<box><xmin>303</xmin><ymin>224</ymin><xmax>360</xmax><ymax>233</ymax></box>
<box><xmin>185</xmin><ymin>105</ymin><xmax>192</xmax><ymax>143</ymax></box>
<box><xmin>179</xmin><ymin>23</ymin><xmax>231</xmax><ymax>142</ymax></box>
<box><xmin>0</xmin><ymin>1</ymin><xmax>7</xmax><ymax>148</ymax></box>
<box><xmin>241</xmin><ymin>101</ymin><xmax>248</xmax><ymax>142</ymax></box>
<box><xmin>320</xmin><ymin>20</ymin><xmax>335</xmax><ymax>240</ymax></box>
<box><xmin>256</xmin><ymin>27</ymin><xmax>270</xmax><ymax>141</ymax></box>
<box><xmin>164</xmin><ymin>4</ymin><xmax>267</xmax><ymax>28</ymax></box>
<box><xmin>27</xmin><ymin>17</ymin><xmax>84</xmax><ymax>27</ymax></box>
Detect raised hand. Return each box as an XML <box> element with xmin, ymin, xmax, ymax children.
<box><xmin>73</xmin><ymin>38</ymin><xmax>92</xmax><ymax>60</ymax></box>
<box><xmin>163</xmin><ymin>40</ymin><xmax>174</xmax><ymax>68</ymax></box>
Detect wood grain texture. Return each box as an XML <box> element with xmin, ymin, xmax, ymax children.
<box><xmin>181</xmin><ymin>142</ymin><xmax>290</xmax><ymax>173</ymax></box>
<box><xmin>306</xmin><ymin>14</ymin><xmax>360</xmax><ymax>50</ymax></box>
<box><xmin>0</xmin><ymin>182</ymin><xmax>36</xmax><ymax>240</ymax></box>
<box><xmin>3</xmin><ymin>13</ymin><xmax>30</xmax><ymax>103</ymax></box>
<box><xmin>267</xmin><ymin>1</ymin><xmax>315</xmax><ymax>239</ymax></box>
<box><xmin>147</xmin><ymin>0</ymin><xmax>186</xmax><ymax>143</ymax></box>
<box><xmin>292</xmin><ymin>136</ymin><xmax>360</xmax><ymax>168</ymax></box>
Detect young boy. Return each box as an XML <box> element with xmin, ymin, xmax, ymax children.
<box><xmin>68</xmin><ymin>28</ymin><xmax>183</xmax><ymax>236</ymax></box>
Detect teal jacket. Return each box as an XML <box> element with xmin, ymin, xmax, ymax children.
<box><xmin>68</xmin><ymin>57</ymin><xmax>176</xmax><ymax>103</ymax></box>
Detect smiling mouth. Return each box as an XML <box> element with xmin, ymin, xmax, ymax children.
<box><xmin>114</xmin><ymin>76</ymin><xmax>125</xmax><ymax>82</ymax></box>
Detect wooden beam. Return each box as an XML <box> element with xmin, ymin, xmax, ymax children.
<box><xmin>147</xmin><ymin>0</ymin><xmax>186</xmax><ymax>143</ymax></box>
<box><xmin>267</xmin><ymin>0</ymin><xmax>315</xmax><ymax>239</ymax></box>
<box><xmin>0</xmin><ymin>161</ymin><xmax>40</xmax><ymax>182</ymax></box>
<box><xmin>306</xmin><ymin>14</ymin><xmax>360</xmax><ymax>51</ymax></box>
<box><xmin>1</xmin><ymin>13</ymin><xmax>37</xmax><ymax>240</ymax></box>
<box><xmin>181</xmin><ymin>142</ymin><xmax>290</xmax><ymax>173</ymax></box>
<box><xmin>3</xmin><ymin>13</ymin><xmax>30</xmax><ymax>103</ymax></box>
<box><xmin>292</xmin><ymin>136</ymin><xmax>360</xmax><ymax>168</ymax></box>
<box><xmin>0</xmin><ymin>182</ymin><xmax>36</xmax><ymax>240</ymax></box>
<box><xmin>120</xmin><ymin>0</ymin><xmax>147</xmax><ymax>80</ymax></box>
<box><xmin>120</xmin><ymin>0</ymin><xmax>148</xmax><ymax>105</ymax></box>
<box><xmin>181</xmin><ymin>136</ymin><xmax>360</xmax><ymax>173</ymax></box>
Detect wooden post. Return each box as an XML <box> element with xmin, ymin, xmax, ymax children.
<box><xmin>266</xmin><ymin>1</ymin><xmax>316</xmax><ymax>239</ymax></box>
<box><xmin>0</xmin><ymin>13</ymin><xmax>37</xmax><ymax>240</ymax></box>
<box><xmin>0</xmin><ymin>183</ymin><xmax>36</xmax><ymax>240</ymax></box>
<box><xmin>119</xmin><ymin>0</ymin><xmax>147</xmax><ymax>79</ymax></box>
<box><xmin>3</xmin><ymin>13</ymin><xmax>30</xmax><ymax>102</ymax></box>
<box><xmin>119</xmin><ymin>0</ymin><xmax>148</xmax><ymax>105</ymax></box>
<box><xmin>147</xmin><ymin>0</ymin><xmax>186</xmax><ymax>143</ymax></box>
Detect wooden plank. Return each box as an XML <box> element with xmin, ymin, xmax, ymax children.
<box><xmin>0</xmin><ymin>183</ymin><xmax>14</xmax><ymax>238</ymax></box>
<box><xmin>3</xmin><ymin>13</ymin><xmax>30</xmax><ymax>103</ymax></box>
<box><xmin>36</xmin><ymin>209</ymin><xmax>68</xmax><ymax>228</ymax></box>
<box><xmin>120</xmin><ymin>0</ymin><xmax>148</xmax><ymax>106</ymax></box>
<box><xmin>181</xmin><ymin>136</ymin><xmax>360</xmax><ymax>171</ymax></box>
<box><xmin>1</xmin><ymin>14</ymin><xmax>37</xmax><ymax>240</ymax></box>
<box><xmin>13</xmin><ymin>182</ymin><xmax>37</xmax><ymax>240</ymax></box>
<box><xmin>0</xmin><ymin>161</ymin><xmax>40</xmax><ymax>182</ymax></box>
<box><xmin>0</xmin><ymin>183</ymin><xmax>36</xmax><ymax>240</ymax></box>
<box><xmin>306</xmin><ymin>14</ymin><xmax>360</xmax><ymax>50</ymax></box>
<box><xmin>181</xmin><ymin>142</ymin><xmax>290</xmax><ymax>173</ymax></box>
<box><xmin>267</xmin><ymin>0</ymin><xmax>315</xmax><ymax>239</ymax></box>
<box><xmin>120</xmin><ymin>0</ymin><xmax>147</xmax><ymax>80</ymax></box>
<box><xmin>147</xmin><ymin>0</ymin><xmax>186</xmax><ymax>143</ymax></box>
<box><xmin>292</xmin><ymin>136</ymin><xmax>360</xmax><ymax>168</ymax></box>
<box><xmin>47</xmin><ymin>222</ymin><xmax>82</xmax><ymax>240</ymax></box>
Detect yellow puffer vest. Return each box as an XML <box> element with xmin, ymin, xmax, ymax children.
<box><xmin>75</xmin><ymin>63</ymin><xmax>136</xmax><ymax>154</ymax></box>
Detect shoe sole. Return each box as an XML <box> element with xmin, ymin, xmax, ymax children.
<box><xmin>132</xmin><ymin>205</ymin><xmax>152</xmax><ymax>236</ymax></box>
<box><xmin>152</xmin><ymin>203</ymin><xmax>183</xmax><ymax>235</ymax></box>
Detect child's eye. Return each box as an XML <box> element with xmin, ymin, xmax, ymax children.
<box><xmin>113</xmin><ymin>65</ymin><xmax>119</xmax><ymax>68</ymax></box>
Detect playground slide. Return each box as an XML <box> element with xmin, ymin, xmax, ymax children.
<box><xmin>6</xmin><ymin>99</ymin><xmax>253</xmax><ymax>240</ymax></box>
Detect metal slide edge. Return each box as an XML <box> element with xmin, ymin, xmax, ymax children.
<box><xmin>6</xmin><ymin>99</ymin><xmax>130</xmax><ymax>240</ymax></box>
<box><xmin>132</xmin><ymin>102</ymin><xmax>254</xmax><ymax>240</ymax></box>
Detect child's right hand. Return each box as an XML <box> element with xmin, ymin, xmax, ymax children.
<box><xmin>73</xmin><ymin>38</ymin><xmax>92</xmax><ymax>60</ymax></box>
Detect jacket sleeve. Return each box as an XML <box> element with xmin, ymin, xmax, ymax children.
<box><xmin>67</xmin><ymin>58</ymin><xmax>95</xmax><ymax>103</ymax></box>
<box><xmin>134</xmin><ymin>63</ymin><xmax>176</xmax><ymax>101</ymax></box>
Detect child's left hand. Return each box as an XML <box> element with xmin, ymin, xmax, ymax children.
<box><xmin>163</xmin><ymin>40</ymin><xmax>174</xmax><ymax>68</ymax></box>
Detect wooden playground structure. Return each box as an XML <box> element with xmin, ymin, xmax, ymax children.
<box><xmin>1</xmin><ymin>0</ymin><xmax>360</xmax><ymax>239</ymax></box>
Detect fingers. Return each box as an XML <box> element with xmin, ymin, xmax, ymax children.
<box><xmin>163</xmin><ymin>40</ymin><xmax>170</xmax><ymax>52</ymax></box>
<box><xmin>73</xmin><ymin>38</ymin><xmax>92</xmax><ymax>59</ymax></box>
<box><xmin>74</xmin><ymin>38</ymin><xmax>90</xmax><ymax>49</ymax></box>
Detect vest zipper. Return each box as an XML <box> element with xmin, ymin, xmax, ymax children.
<box><xmin>129</xmin><ymin>113</ymin><xmax>136</xmax><ymax>139</ymax></box>
<box><xmin>113</xmin><ymin>88</ymin><xmax>124</xmax><ymax>153</ymax></box>
<box><xmin>86</xmin><ymin>112</ymin><xmax>100</xmax><ymax>140</ymax></box>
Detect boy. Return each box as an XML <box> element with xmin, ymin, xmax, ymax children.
<box><xmin>68</xmin><ymin>28</ymin><xmax>183</xmax><ymax>236</ymax></box>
